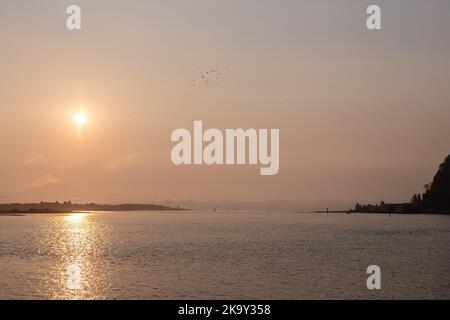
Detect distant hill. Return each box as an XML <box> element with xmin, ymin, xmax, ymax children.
<box><xmin>0</xmin><ymin>202</ymin><xmax>185</xmax><ymax>213</ymax></box>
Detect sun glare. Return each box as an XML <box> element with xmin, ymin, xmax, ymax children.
<box><xmin>74</xmin><ymin>112</ymin><xmax>88</xmax><ymax>126</ymax></box>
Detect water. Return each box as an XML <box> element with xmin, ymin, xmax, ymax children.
<box><xmin>0</xmin><ymin>211</ymin><xmax>449</xmax><ymax>299</ymax></box>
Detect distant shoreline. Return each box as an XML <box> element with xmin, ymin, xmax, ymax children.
<box><xmin>0</xmin><ymin>209</ymin><xmax>74</xmax><ymax>215</ymax></box>
<box><xmin>313</xmin><ymin>210</ymin><xmax>450</xmax><ymax>215</ymax></box>
<box><xmin>0</xmin><ymin>208</ymin><xmax>188</xmax><ymax>217</ymax></box>
<box><xmin>0</xmin><ymin>202</ymin><xmax>186</xmax><ymax>215</ymax></box>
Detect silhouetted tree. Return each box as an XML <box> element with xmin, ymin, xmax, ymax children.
<box><xmin>422</xmin><ymin>154</ymin><xmax>450</xmax><ymax>212</ymax></box>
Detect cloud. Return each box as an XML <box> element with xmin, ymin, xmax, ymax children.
<box><xmin>106</xmin><ymin>153</ymin><xmax>142</xmax><ymax>171</ymax></box>
<box><xmin>28</xmin><ymin>174</ymin><xmax>62</xmax><ymax>188</ymax></box>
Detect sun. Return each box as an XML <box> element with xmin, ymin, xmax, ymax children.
<box><xmin>74</xmin><ymin>112</ymin><xmax>88</xmax><ymax>126</ymax></box>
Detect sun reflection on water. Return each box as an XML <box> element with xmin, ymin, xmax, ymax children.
<box><xmin>65</xmin><ymin>213</ymin><xmax>89</xmax><ymax>224</ymax></box>
<box><xmin>67</xmin><ymin>263</ymin><xmax>82</xmax><ymax>290</ymax></box>
<box><xmin>39</xmin><ymin>212</ymin><xmax>110</xmax><ymax>299</ymax></box>
<box><xmin>64</xmin><ymin>213</ymin><xmax>90</xmax><ymax>296</ymax></box>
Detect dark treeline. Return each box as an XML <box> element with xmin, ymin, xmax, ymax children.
<box><xmin>0</xmin><ymin>202</ymin><xmax>183</xmax><ymax>213</ymax></box>
<box><xmin>353</xmin><ymin>154</ymin><xmax>450</xmax><ymax>214</ymax></box>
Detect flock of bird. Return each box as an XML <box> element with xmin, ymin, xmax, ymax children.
<box><xmin>189</xmin><ymin>67</ymin><xmax>227</xmax><ymax>91</ymax></box>
<box><xmin>188</xmin><ymin>66</ymin><xmax>287</xmax><ymax>105</ymax></box>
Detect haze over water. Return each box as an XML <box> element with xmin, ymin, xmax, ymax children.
<box><xmin>1</xmin><ymin>211</ymin><xmax>449</xmax><ymax>299</ymax></box>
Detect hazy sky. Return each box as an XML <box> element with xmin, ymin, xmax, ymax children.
<box><xmin>1</xmin><ymin>0</ymin><xmax>449</xmax><ymax>208</ymax></box>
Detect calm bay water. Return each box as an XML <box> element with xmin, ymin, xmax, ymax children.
<box><xmin>0</xmin><ymin>211</ymin><xmax>449</xmax><ymax>299</ymax></box>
